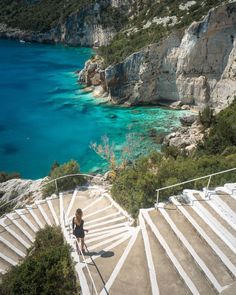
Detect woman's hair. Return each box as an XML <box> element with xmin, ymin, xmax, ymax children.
<box><xmin>75</xmin><ymin>208</ymin><xmax>83</xmax><ymax>223</ymax></box>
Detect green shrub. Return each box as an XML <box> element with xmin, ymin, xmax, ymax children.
<box><xmin>0</xmin><ymin>171</ymin><xmax>21</xmax><ymax>183</ymax></box>
<box><xmin>111</xmin><ymin>153</ymin><xmax>236</xmax><ymax>218</ymax></box>
<box><xmin>198</xmin><ymin>106</ymin><xmax>215</xmax><ymax>128</ymax></box>
<box><xmin>0</xmin><ymin>226</ymin><xmax>78</xmax><ymax>295</ymax></box>
<box><xmin>42</xmin><ymin>160</ymin><xmax>86</xmax><ymax>197</ymax></box>
<box><xmin>197</xmin><ymin>99</ymin><xmax>236</xmax><ymax>155</ymax></box>
<box><xmin>0</xmin><ymin>199</ymin><xmax>16</xmax><ymax>218</ymax></box>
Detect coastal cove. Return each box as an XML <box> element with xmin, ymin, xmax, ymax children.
<box><xmin>0</xmin><ymin>39</ymin><xmax>189</xmax><ymax>179</ymax></box>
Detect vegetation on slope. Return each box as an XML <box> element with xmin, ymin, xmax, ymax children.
<box><xmin>0</xmin><ymin>0</ymin><xmax>94</xmax><ymax>32</ymax></box>
<box><xmin>111</xmin><ymin>100</ymin><xmax>236</xmax><ymax>218</ymax></box>
<box><xmin>0</xmin><ymin>0</ymin><xmax>127</xmax><ymax>33</ymax></box>
<box><xmin>0</xmin><ymin>226</ymin><xmax>78</xmax><ymax>295</ymax></box>
<box><xmin>99</xmin><ymin>0</ymin><xmax>230</xmax><ymax>65</ymax></box>
<box><xmin>0</xmin><ymin>171</ymin><xmax>21</xmax><ymax>183</ymax></box>
<box><xmin>42</xmin><ymin>160</ymin><xmax>86</xmax><ymax>197</ymax></box>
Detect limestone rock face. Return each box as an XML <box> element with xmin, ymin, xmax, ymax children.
<box><xmin>0</xmin><ymin>178</ymin><xmax>45</xmax><ymax>205</ymax></box>
<box><xmin>164</xmin><ymin>121</ymin><xmax>205</xmax><ymax>154</ymax></box>
<box><xmin>104</xmin><ymin>3</ymin><xmax>236</xmax><ymax>110</ymax></box>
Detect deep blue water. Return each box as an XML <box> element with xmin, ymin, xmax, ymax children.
<box><xmin>0</xmin><ymin>39</ymin><xmax>188</xmax><ymax>179</ymax></box>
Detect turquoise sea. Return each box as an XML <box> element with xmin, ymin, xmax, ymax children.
<box><xmin>0</xmin><ymin>39</ymin><xmax>188</xmax><ymax>179</ymax></box>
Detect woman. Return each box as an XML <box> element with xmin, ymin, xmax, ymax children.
<box><xmin>72</xmin><ymin>208</ymin><xmax>88</xmax><ymax>254</ymax></box>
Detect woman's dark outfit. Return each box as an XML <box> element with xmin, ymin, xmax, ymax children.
<box><xmin>72</xmin><ymin>218</ymin><xmax>85</xmax><ymax>238</ymax></box>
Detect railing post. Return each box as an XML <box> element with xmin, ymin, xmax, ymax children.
<box><xmin>156</xmin><ymin>190</ymin><xmax>160</xmax><ymax>208</ymax></box>
<box><xmin>55</xmin><ymin>179</ymin><xmax>58</xmax><ymax>195</ymax></box>
<box><xmin>205</xmin><ymin>175</ymin><xmax>212</xmax><ymax>198</ymax></box>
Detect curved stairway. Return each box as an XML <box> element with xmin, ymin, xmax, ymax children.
<box><xmin>0</xmin><ymin>183</ymin><xmax>236</xmax><ymax>295</ymax></box>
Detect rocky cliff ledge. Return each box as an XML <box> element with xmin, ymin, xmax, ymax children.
<box><xmin>82</xmin><ymin>3</ymin><xmax>236</xmax><ymax>110</ymax></box>
<box><xmin>0</xmin><ymin>178</ymin><xmax>45</xmax><ymax>205</ymax></box>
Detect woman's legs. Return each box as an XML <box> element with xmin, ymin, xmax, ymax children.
<box><xmin>76</xmin><ymin>238</ymin><xmax>80</xmax><ymax>253</ymax></box>
<box><xmin>81</xmin><ymin>238</ymin><xmax>85</xmax><ymax>251</ymax></box>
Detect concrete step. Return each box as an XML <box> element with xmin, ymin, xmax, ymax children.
<box><xmin>143</xmin><ymin>211</ymin><xmax>192</xmax><ymax>295</ymax></box>
<box><xmin>0</xmin><ymin>241</ymin><xmax>22</xmax><ymax>264</ymax></box>
<box><xmin>170</xmin><ymin>197</ymin><xmax>236</xmax><ymax>277</ymax></box>
<box><xmin>2</xmin><ymin>216</ymin><xmax>32</xmax><ymax>247</ymax></box>
<box><xmin>0</xmin><ymin>224</ymin><xmax>28</xmax><ymax>256</ymax></box>
<box><xmin>86</xmin><ymin>226</ymin><xmax>130</xmax><ymax>248</ymax></box>
<box><xmin>47</xmin><ymin>197</ymin><xmax>60</xmax><ymax>225</ymax></box>
<box><xmin>26</xmin><ymin>205</ymin><xmax>46</xmax><ymax>229</ymax></box>
<box><xmin>62</xmin><ymin>193</ymin><xmax>73</xmax><ymax>215</ymax></box>
<box><xmin>148</xmin><ymin>210</ymin><xmax>216</xmax><ymax>295</ymax></box>
<box><xmin>179</xmin><ymin>204</ymin><xmax>236</xmax><ymax>266</ymax></box>
<box><xmin>84</xmin><ymin>206</ymin><xmax>118</xmax><ymax>223</ymax></box>
<box><xmin>83</xmin><ymin>229</ymin><xmax>136</xmax><ymax>294</ymax></box>
<box><xmin>196</xmin><ymin>192</ymin><xmax>236</xmax><ymax>232</ymax></box>
<box><xmin>159</xmin><ymin>203</ymin><xmax>234</xmax><ymax>287</ymax></box>
<box><xmin>186</xmin><ymin>192</ymin><xmax>236</xmax><ymax>254</ymax></box>
<box><xmin>215</xmin><ymin>190</ymin><xmax>236</xmax><ymax>213</ymax></box>
<box><xmin>67</xmin><ymin>191</ymin><xmax>96</xmax><ymax>220</ymax></box>
<box><xmin>15</xmin><ymin>209</ymin><xmax>39</xmax><ymax>232</ymax></box>
<box><xmin>6</xmin><ymin>212</ymin><xmax>35</xmax><ymax>243</ymax></box>
<box><xmin>36</xmin><ymin>200</ymin><xmax>55</xmax><ymax>226</ymax></box>
<box><xmin>108</xmin><ymin>230</ymin><xmax>152</xmax><ymax>295</ymax></box>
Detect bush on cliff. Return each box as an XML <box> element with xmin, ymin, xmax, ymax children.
<box><xmin>111</xmin><ymin>152</ymin><xmax>236</xmax><ymax>218</ymax></box>
<box><xmin>197</xmin><ymin>99</ymin><xmax>236</xmax><ymax>155</ymax></box>
<box><xmin>42</xmin><ymin>160</ymin><xmax>86</xmax><ymax>197</ymax></box>
<box><xmin>0</xmin><ymin>171</ymin><xmax>21</xmax><ymax>183</ymax></box>
<box><xmin>0</xmin><ymin>226</ymin><xmax>78</xmax><ymax>295</ymax></box>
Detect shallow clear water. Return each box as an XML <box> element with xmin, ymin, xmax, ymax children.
<box><xmin>0</xmin><ymin>39</ymin><xmax>188</xmax><ymax>179</ymax></box>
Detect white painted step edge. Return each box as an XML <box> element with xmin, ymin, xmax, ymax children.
<box><xmin>85</xmin><ymin>211</ymin><xmax>121</xmax><ymax>225</ymax></box>
<box><xmin>142</xmin><ymin>210</ymin><xmax>201</xmax><ymax>295</ymax></box>
<box><xmin>6</xmin><ymin>213</ymin><xmax>34</xmax><ymax>243</ymax></box>
<box><xmin>0</xmin><ymin>219</ymin><xmax>31</xmax><ymax>249</ymax></box>
<box><xmin>0</xmin><ymin>253</ymin><xmax>17</xmax><ymax>266</ymax></box>
<box><xmin>86</xmin><ymin>216</ymin><xmax>126</xmax><ymax>230</ymax></box>
<box><xmin>15</xmin><ymin>209</ymin><xmax>38</xmax><ymax>233</ymax></box>
<box><xmin>185</xmin><ymin>190</ymin><xmax>236</xmax><ymax>254</ymax></box>
<box><xmin>66</xmin><ymin>189</ymin><xmax>77</xmax><ymax>218</ymax></box>
<box><xmin>158</xmin><ymin>203</ymin><xmax>225</xmax><ymax>294</ymax></box>
<box><xmin>83</xmin><ymin>205</ymin><xmax>112</xmax><ymax>220</ymax></box>
<box><xmin>83</xmin><ymin>231</ymin><xmax>132</xmax><ymax>266</ymax></box>
<box><xmin>88</xmin><ymin>231</ymin><xmax>130</xmax><ymax>251</ymax></box>
<box><xmin>47</xmin><ymin>199</ymin><xmax>59</xmax><ymax>226</ymax></box>
<box><xmin>26</xmin><ymin>206</ymin><xmax>44</xmax><ymax>229</ymax></box>
<box><xmin>170</xmin><ymin>197</ymin><xmax>236</xmax><ymax>277</ymax></box>
<box><xmin>85</xmin><ymin>223</ymin><xmax>130</xmax><ymax>238</ymax></box>
<box><xmin>139</xmin><ymin>211</ymin><xmax>160</xmax><ymax>295</ymax></box>
<box><xmin>85</xmin><ymin>222</ymin><xmax>130</xmax><ymax>235</ymax></box>
<box><xmin>100</xmin><ymin>227</ymin><xmax>140</xmax><ymax>295</ymax></box>
<box><xmin>35</xmin><ymin>202</ymin><xmax>52</xmax><ymax>226</ymax></box>
<box><xmin>0</xmin><ymin>235</ymin><xmax>26</xmax><ymax>258</ymax></box>
<box><xmin>200</xmin><ymin>191</ymin><xmax>236</xmax><ymax>231</ymax></box>
<box><xmin>86</xmin><ymin>226</ymin><xmax>130</xmax><ymax>244</ymax></box>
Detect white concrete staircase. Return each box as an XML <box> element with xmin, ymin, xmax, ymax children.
<box><xmin>0</xmin><ymin>183</ymin><xmax>236</xmax><ymax>295</ymax></box>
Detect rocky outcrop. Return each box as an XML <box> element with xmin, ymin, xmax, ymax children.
<box><xmin>0</xmin><ymin>0</ymin><xmax>132</xmax><ymax>46</ymax></box>
<box><xmin>78</xmin><ymin>55</ymin><xmax>108</xmax><ymax>97</ymax></box>
<box><xmin>0</xmin><ymin>178</ymin><xmax>45</xmax><ymax>205</ymax></box>
<box><xmin>103</xmin><ymin>2</ymin><xmax>236</xmax><ymax>110</ymax></box>
<box><xmin>164</xmin><ymin>121</ymin><xmax>205</xmax><ymax>154</ymax></box>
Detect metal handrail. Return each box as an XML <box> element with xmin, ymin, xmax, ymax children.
<box><xmin>0</xmin><ymin>173</ymin><xmax>103</xmax><ymax>211</ymax></box>
<box><xmin>156</xmin><ymin>167</ymin><xmax>236</xmax><ymax>205</ymax></box>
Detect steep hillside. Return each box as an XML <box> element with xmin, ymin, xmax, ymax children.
<box><xmin>0</xmin><ymin>0</ymin><xmax>131</xmax><ymax>46</ymax></box>
<box><xmin>79</xmin><ymin>1</ymin><xmax>236</xmax><ymax>110</ymax></box>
